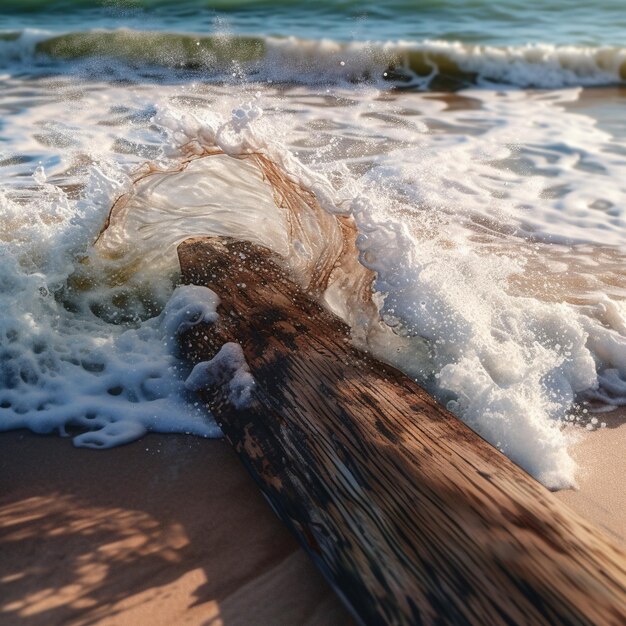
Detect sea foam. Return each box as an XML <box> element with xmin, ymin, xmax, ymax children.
<box><xmin>1</xmin><ymin>75</ymin><xmax>625</xmax><ymax>489</ymax></box>
<box><xmin>0</xmin><ymin>174</ymin><xmax>221</xmax><ymax>448</ymax></box>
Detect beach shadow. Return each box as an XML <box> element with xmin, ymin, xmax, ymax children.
<box><xmin>0</xmin><ymin>431</ymin><xmax>346</xmax><ymax>626</ymax></box>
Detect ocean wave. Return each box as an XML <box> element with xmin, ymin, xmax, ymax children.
<box><xmin>2</xmin><ymin>29</ymin><xmax>626</xmax><ymax>89</ymax></box>
<box><xmin>2</xmin><ymin>75</ymin><xmax>626</xmax><ymax>487</ymax></box>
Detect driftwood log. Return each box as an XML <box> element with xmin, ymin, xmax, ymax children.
<box><xmin>177</xmin><ymin>236</ymin><xmax>626</xmax><ymax>626</ymax></box>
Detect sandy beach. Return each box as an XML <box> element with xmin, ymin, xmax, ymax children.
<box><xmin>0</xmin><ymin>432</ymin><xmax>350</xmax><ymax>626</ymax></box>
<box><xmin>1</xmin><ymin>411</ymin><xmax>624</xmax><ymax>624</ymax></box>
<box><xmin>554</xmin><ymin>410</ymin><xmax>626</xmax><ymax>546</ymax></box>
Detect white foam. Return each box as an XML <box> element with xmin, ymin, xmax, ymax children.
<box><xmin>348</xmin><ymin>195</ymin><xmax>597</xmax><ymax>489</ymax></box>
<box><xmin>0</xmin><ymin>174</ymin><xmax>221</xmax><ymax>448</ymax></box>
<box><xmin>414</xmin><ymin>40</ymin><xmax>626</xmax><ymax>88</ymax></box>
<box><xmin>261</xmin><ymin>37</ymin><xmax>626</xmax><ymax>89</ymax></box>
<box><xmin>186</xmin><ymin>342</ymin><xmax>255</xmax><ymax>410</ymax></box>
<box><xmin>138</xmin><ymin>86</ymin><xmax>626</xmax><ymax>487</ymax></box>
<box><xmin>1</xmin><ymin>72</ymin><xmax>625</xmax><ymax>487</ymax></box>
<box><xmin>161</xmin><ymin>284</ymin><xmax>220</xmax><ymax>339</ymax></box>
<box><xmin>144</xmin><ymin>90</ymin><xmax>626</xmax><ymax>487</ymax></box>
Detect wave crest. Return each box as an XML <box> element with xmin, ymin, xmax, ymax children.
<box><xmin>2</xmin><ymin>29</ymin><xmax>626</xmax><ymax>89</ymax></box>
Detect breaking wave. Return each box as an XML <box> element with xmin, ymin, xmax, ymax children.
<box><xmin>2</xmin><ymin>29</ymin><xmax>626</xmax><ymax>89</ymax></box>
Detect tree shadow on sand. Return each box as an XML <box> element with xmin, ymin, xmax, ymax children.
<box><xmin>0</xmin><ymin>431</ymin><xmax>348</xmax><ymax>626</ymax></box>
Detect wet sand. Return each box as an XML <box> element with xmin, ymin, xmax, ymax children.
<box><xmin>555</xmin><ymin>412</ymin><xmax>626</xmax><ymax>546</ymax></box>
<box><xmin>0</xmin><ymin>432</ymin><xmax>350</xmax><ymax>626</ymax></box>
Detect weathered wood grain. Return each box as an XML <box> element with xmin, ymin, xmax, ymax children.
<box><xmin>177</xmin><ymin>236</ymin><xmax>626</xmax><ymax>626</ymax></box>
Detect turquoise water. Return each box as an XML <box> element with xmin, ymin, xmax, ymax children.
<box><xmin>1</xmin><ymin>0</ymin><xmax>626</xmax><ymax>46</ymax></box>
<box><xmin>2</xmin><ymin>0</ymin><xmax>626</xmax><ymax>89</ymax></box>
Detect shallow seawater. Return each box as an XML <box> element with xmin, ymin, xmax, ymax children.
<box><xmin>1</xmin><ymin>1</ymin><xmax>625</xmax><ymax>490</ymax></box>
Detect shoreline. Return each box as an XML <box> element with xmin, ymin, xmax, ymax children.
<box><xmin>0</xmin><ymin>431</ymin><xmax>350</xmax><ymax>626</ymax></box>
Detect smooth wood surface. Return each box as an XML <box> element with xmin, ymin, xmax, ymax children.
<box><xmin>177</xmin><ymin>236</ymin><xmax>626</xmax><ymax>626</ymax></box>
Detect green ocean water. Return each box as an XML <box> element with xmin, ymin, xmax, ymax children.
<box><xmin>1</xmin><ymin>0</ymin><xmax>626</xmax><ymax>46</ymax></box>
<box><xmin>2</xmin><ymin>0</ymin><xmax>626</xmax><ymax>89</ymax></box>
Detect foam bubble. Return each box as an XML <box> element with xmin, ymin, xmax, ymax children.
<box><xmin>161</xmin><ymin>284</ymin><xmax>220</xmax><ymax>340</ymax></box>
<box><xmin>186</xmin><ymin>342</ymin><xmax>255</xmax><ymax>410</ymax></box>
